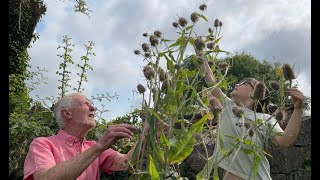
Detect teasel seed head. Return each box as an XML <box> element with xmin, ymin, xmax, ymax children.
<box><xmin>199</xmin><ymin>4</ymin><xmax>207</xmax><ymax>11</ymax></box>
<box><xmin>191</xmin><ymin>12</ymin><xmax>199</xmax><ymax>23</ymax></box>
<box><xmin>232</xmin><ymin>105</ymin><xmax>244</xmax><ymax>118</ymax></box>
<box><xmin>248</xmin><ymin>129</ymin><xmax>254</xmax><ymax>137</ymax></box>
<box><xmin>252</xmin><ymin>82</ymin><xmax>266</xmax><ymax>100</ymax></box>
<box><xmin>174</xmin><ymin>63</ymin><xmax>181</xmax><ymax>70</ymax></box>
<box><xmin>143</xmin><ymin>66</ymin><xmax>155</xmax><ymax>80</ymax></box>
<box><xmin>142</xmin><ymin>43</ymin><xmax>150</xmax><ymax>52</ymax></box>
<box><xmin>214</xmin><ymin>19</ymin><xmax>220</xmax><ymax>27</ymax></box>
<box><xmin>144</xmin><ymin>52</ymin><xmax>151</xmax><ymax>58</ymax></box>
<box><xmin>178</xmin><ymin>17</ymin><xmax>188</xmax><ymax>27</ymax></box>
<box><xmin>154</xmin><ymin>30</ymin><xmax>162</xmax><ymax>38</ymax></box>
<box><xmin>149</xmin><ymin>35</ymin><xmax>159</xmax><ymax>46</ymax></box>
<box><xmin>137</xmin><ymin>84</ymin><xmax>146</xmax><ymax>94</ymax></box>
<box><xmin>158</xmin><ymin>67</ymin><xmax>166</xmax><ymax>82</ymax></box>
<box><xmin>134</xmin><ymin>50</ymin><xmax>140</xmax><ymax>55</ymax></box>
<box><xmin>172</xmin><ymin>22</ymin><xmax>179</xmax><ymax>28</ymax></box>
<box><xmin>269</xmin><ymin>81</ymin><xmax>281</xmax><ymax>92</ymax></box>
<box><xmin>143</xmin><ymin>33</ymin><xmax>148</xmax><ymax>37</ymax></box>
<box><xmin>219</xmin><ymin>21</ymin><xmax>223</xmax><ymax>27</ymax></box>
<box><xmin>275</xmin><ymin>109</ymin><xmax>286</xmax><ymax>121</ymax></box>
<box><xmin>194</xmin><ymin>133</ymin><xmax>204</xmax><ymax>142</ymax></box>
<box><xmin>244</xmin><ymin>122</ymin><xmax>251</xmax><ymax>129</ymax></box>
<box><xmin>217</xmin><ymin>62</ymin><xmax>229</xmax><ymax>69</ymax></box>
<box><xmin>209</xmin><ymin>96</ymin><xmax>223</xmax><ymax>115</ymax></box>
<box><xmin>194</xmin><ymin>37</ymin><xmax>205</xmax><ymax>51</ymax></box>
<box><xmin>206</xmin><ymin>41</ymin><xmax>215</xmax><ymax>50</ymax></box>
<box><xmin>282</xmin><ymin>63</ymin><xmax>296</xmax><ymax>81</ymax></box>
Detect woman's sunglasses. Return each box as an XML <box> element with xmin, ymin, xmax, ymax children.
<box><xmin>236</xmin><ymin>80</ymin><xmax>254</xmax><ymax>89</ymax></box>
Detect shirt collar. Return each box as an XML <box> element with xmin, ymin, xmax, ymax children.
<box><xmin>57</xmin><ymin>130</ymin><xmax>86</xmax><ymax>145</ymax></box>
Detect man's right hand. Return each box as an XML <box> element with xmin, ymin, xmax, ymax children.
<box><xmin>96</xmin><ymin>124</ymin><xmax>137</xmax><ymax>151</ymax></box>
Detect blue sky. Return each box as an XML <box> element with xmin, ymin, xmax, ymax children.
<box><xmin>28</xmin><ymin>0</ymin><xmax>311</xmax><ymax>121</ymax></box>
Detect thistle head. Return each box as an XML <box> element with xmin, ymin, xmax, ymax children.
<box><xmin>282</xmin><ymin>63</ymin><xmax>296</xmax><ymax>81</ymax></box>
<box><xmin>194</xmin><ymin>37</ymin><xmax>205</xmax><ymax>51</ymax></box>
<box><xmin>191</xmin><ymin>12</ymin><xmax>199</xmax><ymax>23</ymax></box>
<box><xmin>143</xmin><ymin>66</ymin><xmax>155</xmax><ymax>80</ymax></box>
<box><xmin>137</xmin><ymin>84</ymin><xmax>146</xmax><ymax>94</ymax></box>
<box><xmin>217</xmin><ymin>62</ymin><xmax>229</xmax><ymax>69</ymax></box>
<box><xmin>232</xmin><ymin>105</ymin><xmax>244</xmax><ymax>118</ymax></box>
<box><xmin>248</xmin><ymin>129</ymin><xmax>254</xmax><ymax>137</ymax></box>
<box><xmin>252</xmin><ymin>82</ymin><xmax>267</xmax><ymax>100</ymax></box>
<box><xmin>158</xmin><ymin>67</ymin><xmax>166</xmax><ymax>82</ymax></box>
<box><xmin>219</xmin><ymin>21</ymin><xmax>223</xmax><ymax>27</ymax></box>
<box><xmin>206</xmin><ymin>41</ymin><xmax>215</xmax><ymax>50</ymax></box>
<box><xmin>178</xmin><ymin>17</ymin><xmax>188</xmax><ymax>27</ymax></box>
<box><xmin>208</xmin><ymin>96</ymin><xmax>223</xmax><ymax>115</ymax></box>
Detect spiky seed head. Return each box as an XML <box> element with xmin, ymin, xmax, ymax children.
<box><xmin>206</xmin><ymin>41</ymin><xmax>215</xmax><ymax>50</ymax></box>
<box><xmin>143</xmin><ymin>66</ymin><xmax>155</xmax><ymax>80</ymax></box>
<box><xmin>232</xmin><ymin>105</ymin><xmax>244</xmax><ymax>118</ymax></box>
<box><xmin>248</xmin><ymin>129</ymin><xmax>254</xmax><ymax>137</ymax></box>
<box><xmin>209</xmin><ymin>96</ymin><xmax>223</xmax><ymax>115</ymax></box>
<box><xmin>218</xmin><ymin>62</ymin><xmax>229</xmax><ymax>69</ymax></box>
<box><xmin>154</xmin><ymin>30</ymin><xmax>162</xmax><ymax>38</ymax></box>
<box><xmin>219</xmin><ymin>21</ymin><xmax>223</xmax><ymax>27</ymax></box>
<box><xmin>178</xmin><ymin>17</ymin><xmax>188</xmax><ymax>27</ymax></box>
<box><xmin>282</xmin><ymin>63</ymin><xmax>296</xmax><ymax>81</ymax></box>
<box><xmin>142</xmin><ymin>43</ymin><xmax>150</xmax><ymax>52</ymax></box>
<box><xmin>143</xmin><ymin>33</ymin><xmax>148</xmax><ymax>37</ymax></box>
<box><xmin>194</xmin><ymin>133</ymin><xmax>203</xmax><ymax>142</ymax></box>
<box><xmin>269</xmin><ymin>81</ymin><xmax>281</xmax><ymax>91</ymax></box>
<box><xmin>144</xmin><ymin>52</ymin><xmax>151</xmax><ymax>58</ymax></box>
<box><xmin>252</xmin><ymin>82</ymin><xmax>266</xmax><ymax>100</ymax></box>
<box><xmin>214</xmin><ymin>19</ymin><xmax>220</xmax><ymax>27</ymax></box>
<box><xmin>244</xmin><ymin>122</ymin><xmax>251</xmax><ymax>129</ymax></box>
<box><xmin>158</xmin><ymin>67</ymin><xmax>166</xmax><ymax>82</ymax></box>
<box><xmin>137</xmin><ymin>84</ymin><xmax>146</xmax><ymax>94</ymax></box>
<box><xmin>191</xmin><ymin>12</ymin><xmax>199</xmax><ymax>22</ymax></box>
<box><xmin>149</xmin><ymin>35</ymin><xmax>159</xmax><ymax>46</ymax></box>
<box><xmin>174</xmin><ymin>63</ymin><xmax>181</xmax><ymax>70</ymax></box>
<box><xmin>172</xmin><ymin>22</ymin><xmax>179</xmax><ymax>28</ymax></box>
<box><xmin>194</xmin><ymin>37</ymin><xmax>205</xmax><ymax>51</ymax></box>
<box><xmin>134</xmin><ymin>50</ymin><xmax>140</xmax><ymax>55</ymax></box>
<box><xmin>199</xmin><ymin>4</ymin><xmax>207</xmax><ymax>11</ymax></box>
<box><xmin>275</xmin><ymin>110</ymin><xmax>286</xmax><ymax>121</ymax></box>
<box><xmin>161</xmin><ymin>80</ymin><xmax>169</xmax><ymax>92</ymax></box>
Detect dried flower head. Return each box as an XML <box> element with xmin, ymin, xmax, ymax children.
<box><xmin>158</xmin><ymin>67</ymin><xmax>166</xmax><ymax>82</ymax></box>
<box><xmin>206</xmin><ymin>41</ymin><xmax>215</xmax><ymax>50</ymax></box>
<box><xmin>174</xmin><ymin>63</ymin><xmax>181</xmax><ymax>70</ymax></box>
<box><xmin>275</xmin><ymin>109</ymin><xmax>286</xmax><ymax>121</ymax></box>
<box><xmin>282</xmin><ymin>63</ymin><xmax>296</xmax><ymax>81</ymax></box>
<box><xmin>208</xmin><ymin>28</ymin><xmax>213</xmax><ymax>33</ymax></box>
<box><xmin>143</xmin><ymin>33</ymin><xmax>148</xmax><ymax>37</ymax></box>
<box><xmin>134</xmin><ymin>50</ymin><xmax>140</xmax><ymax>55</ymax></box>
<box><xmin>244</xmin><ymin>122</ymin><xmax>251</xmax><ymax>129</ymax></box>
<box><xmin>269</xmin><ymin>81</ymin><xmax>281</xmax><ymax>91</ymax></box>
<box><xmin>137</xmin><ymin>84</ymin><xmax>146</xmax><ymax>94</ymax></box>
<box><xmin>191</xmin><ymin>12</ymin><xmax>199</xmax><ymax>23</ymax></box>
<box><xmin>161</xmin><ymin>80</ymin><xmax>169</xmax><ymax>92</ymax></box>
<box><xmin>144</xmin><ymin>52</ymin><xmax>151</xmax><ymax>58</ymax></box>
<box><xmin>194</xmin><ymin>133</ymin><xmax>203</xmax><ymax>142</ymax></box>
<box><xmin>178</xmin><ymin>17</ymin><xmax>188</xmax><ymax>27</ymax></box>
<box><xmin>214</xmin><ymin>19</ymin><xmax>220</xmax><ymax>27</ymax></box>
<box><xmin>217</xmin><ymin>62</ymin><xmax>229</xmax><ymax>69</ymax></box>
<box><xmin>219</xmin><ymin>21</ymin><xmax>223</xmax><ymax>27</ymax></box>
<box><xmin>154</xmin><ymin>30</ymin><xmax>162</xmax><ymax>38</ymax></box>
<box><xmin>172</xmin><ymin>22</ymin><xmax>179</xmax><ymax>28</ymax></box>
<box><xmin>209</xmin><ymin>96</ymin><xmax>223</xmax><ymax>115</ymax></box>
<box><xmin>199</xmin><ymin>4</ymin><xmax>207</xmax><ymax>11</ymax></box>
<box><xmin>143</xmin><ymin>66</ymin><xmax>155</xmax><ymax>80</ymax></box>
<box><xmin>142</xmin><ymin>43</ymin><xmax>150</xmax><ymax>52</ymax></box>
<box><xmin>194</xmin><ymin>37</ymin><xmax>205</xmax><ymax>51</ymax></box>
<box><xmin>252</xmin><ymin>82</ymin><xmax>266</xmax><ymax>100</ymax></box>
<box><xmin>232</xmin><ymin>105</ymin><xmax>244</xmax><ymax>118</ymax></box>
<box><xmin>149</xmin><ymin>35</ymin><xmax>159</xmax><ymax>46</ymax></box>
<box><xmin>248</xmin><ymin>129</ymin><xmax>254</xmax><ymax>137</ymax></box>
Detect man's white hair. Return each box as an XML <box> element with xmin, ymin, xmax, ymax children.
<box><xmin>54</xmin><ymin>92</ymin><xmax>85</xmax><ymax>129</ymax></box>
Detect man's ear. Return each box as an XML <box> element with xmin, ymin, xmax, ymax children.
<box><xmin>61</xmin><ymin>109</ymin><xmax>72</xmax><ymax>120</ymax></box>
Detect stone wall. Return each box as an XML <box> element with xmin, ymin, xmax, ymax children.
<box><xmin>179</xmin><ymin>116</ymin><xmax>311</xmax><ymax>180</ymax></box>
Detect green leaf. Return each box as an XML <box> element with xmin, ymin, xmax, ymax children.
<box><xmin>186</xmin><ymin>25</ymin><xmax>193</xmax><ymax>31</ymax></box>
<box><xmin>196</xmin><ymin>12</ymin><xmax>208</xmax><ymax>22</ymax></box>
<box><xmin>159</xmin><ymin>131</ymin><xmax>170</xmax><ymax>147</ymax></box>
<box><xmin>148</xmin><ymin>154</ymin><xmax>160</xmax><ymax>180</ymax></box>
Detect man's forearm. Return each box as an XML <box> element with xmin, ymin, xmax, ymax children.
<box><xmin>34</xmin><ymin>144</ymin><xmax>103</xmax><ymax>180</ymax></box>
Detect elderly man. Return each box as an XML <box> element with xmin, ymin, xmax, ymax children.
<box><xmin>24</xmin><ymin>92</ymin><xmax>138</xmax><ymax>180</ymax></box>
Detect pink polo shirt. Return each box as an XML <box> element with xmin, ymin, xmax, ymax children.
<box><xmin>23</xmin><ymin>130</ymin><xmax>118</xmax><ymax>180</ymax></box>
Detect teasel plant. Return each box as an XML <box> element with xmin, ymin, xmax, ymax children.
<box><xmin>128</xmin><ymin>3</ymin><xmax>231</xmax><ymax>179</ymax></box>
